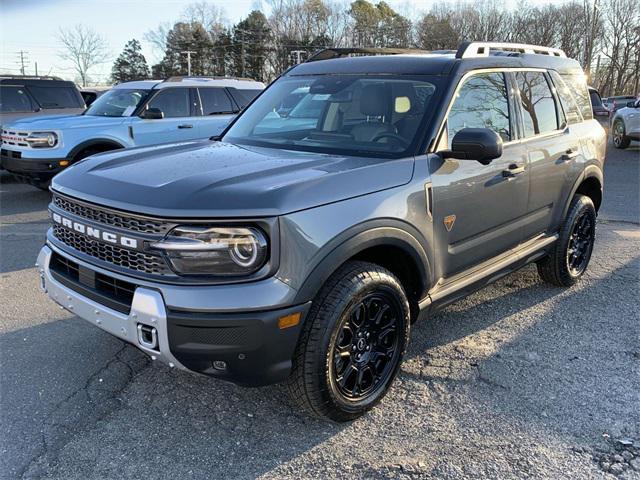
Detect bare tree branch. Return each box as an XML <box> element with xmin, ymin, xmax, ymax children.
<box><xmin>57</xmin><ymin>24</ymin><xmax>109</xmax><ymax>87</ymax></box>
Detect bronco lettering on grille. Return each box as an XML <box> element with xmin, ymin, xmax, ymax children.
<box><xmin>52</xmin><ymin>212</ymin><xmax>139</xmax><ymax>249</ymax></box>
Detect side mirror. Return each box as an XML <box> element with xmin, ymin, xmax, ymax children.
<box><xmin>627</xmin><ymin>100</ymin><xmax>639</xmax><ymax>108</ymax></box>
<box><xmin>441</xmin><ymin>128</ymin><xmax>503</xmax><ymax>165</ymax></box>
<box><xmin>141</xmin><ymin>107</ymin><xmax>164</xmax><ymax>120</ymax></box>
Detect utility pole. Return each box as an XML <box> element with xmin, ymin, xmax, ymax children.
<box><xmin>291</xmin><ymin>50</ymin><xmax>306</xmax><ymax>64</ymax></box>
<box><xmin>16</xmin><ymin>50</ymin><xmax>29</xmax><ymax>75</ymax></box>
<box><xmin>181</xmin><ymin>51</ymin><xmax>196</xmax><ymax>76</ymax></box>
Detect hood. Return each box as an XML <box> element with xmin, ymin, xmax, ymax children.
<box><xmin>5</xmin><ymin>114</ymin><xmax>125</xmax><ymax>131</ymax></box>
<box><xmin>52</xmin><ymin>140</ymin><xmax>415</xmax><ymax>218</ymax></box>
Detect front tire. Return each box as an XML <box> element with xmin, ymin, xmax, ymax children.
<box><xmin>612</xmin><ymin>119</ymin><xmax>631</xmax><ymax>149</ymax></box>
<box><xmin>537</xmin><ymin>194</ymin><xmax>596</xmax><ymax>287</ymax></box>
<box><xmin>287</xmin><ymin>261</ymin><xmax>410</xmax><ymax>422</ymax></box>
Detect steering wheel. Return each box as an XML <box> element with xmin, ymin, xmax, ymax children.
<box><xmin>371</xmin><ymin>132</ymin><xmax>409</xmax><ymax>148</ymax></box>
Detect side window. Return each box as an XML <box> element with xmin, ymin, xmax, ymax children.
<box><xmin>27</xmin><ymin>86</ymin><xmax>83</xmax><ymax>108</ymax></box>
<box><xmin>147</xmin><ymin>88</ymin><xmax>190</xmax><ymax>118</ymax></box>
<box><xmin>198</xmin><ymin>88</ymin><xmax>234</xmax><ymax>115</ymax></box>
<box><xmin>559</xmin><ymin>72</ymin><xmax>593</xmax><ymax>120</ymax></box>
<box><xmin>447</xmin><ymin>72</ymin><xmax>511</xmax><ymax>147</ymax></box>
<box><xmin>548</xmin><ymin>71</ymin><xmax>583</xmax><ymax>125</ymax></box>
<box><xmin>0</xmin><ymin>86</ymin><xmax>36</xmax><ymax>113</ymax></box>
<box><xmin>515</xmin><ymin>71</ymin><xmax>559</xmax><ymax>137</ymax></box>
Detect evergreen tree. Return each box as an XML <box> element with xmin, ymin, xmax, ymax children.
<box><xmin>232</xmin><ymin>11</ymin><xmax>271</xmax><ymax>81</ymax></box>
<box><xmin>152</xmin><ymin>22</ymin><xmax>214</xmax><ymax>77</ymax></box>
<box><xmin>111</xmin><ymin>39</ymin><xmax>150</xmax><ymax>83</ymax></box>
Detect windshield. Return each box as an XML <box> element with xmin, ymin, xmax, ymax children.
<box><xmin>85</xmin><ymin>89</ymin><xmax>149</xmax><ymax>117</ymax></box>
<box><xmin>223</xmin><ymin>75</ymin><xmax>439</xmax><ymax>157</ymax></box>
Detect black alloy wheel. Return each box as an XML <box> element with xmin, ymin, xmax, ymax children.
<box><xmin>566</xmin><ymin>209</ymin><xmax>595</xmax><ymax>277</ymax></box>
<box><xmin>330</xmin><ymin>292</ymin><xmax>402</xmax><ymax>400</ymax></box>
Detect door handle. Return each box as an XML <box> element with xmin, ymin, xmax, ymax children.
<box><xmin>178</xmin><ymin>124</ymin><xmax>194</xmax><ymax>129</ymax></box>
<box><xmin>561</xmin><ymin>148</ymin><xmax>579</xmax><ymax>161</ymax></box>
<box><xmin>502</xmin><ymin>164</ymin><xmax>525</xmax><ymax>177</ymax></box>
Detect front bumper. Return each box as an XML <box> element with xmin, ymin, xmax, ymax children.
<box><xmin>37</xmin><ymin>245</ymin><xmax>311</xmax><ymax>386</ymax></box>
<box><xmin>1</xmin><ymin>150</ymin><xmax>69</xmax><ymax>180</ymax></box>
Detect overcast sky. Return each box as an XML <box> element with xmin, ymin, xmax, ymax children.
<box><xmin>0</xmin><ymin>0</ymin><xmax>565</xmax><ymax>84</ymax></box>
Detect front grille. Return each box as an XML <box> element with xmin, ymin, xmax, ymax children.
<box><xmin>50</xmin><ymin>252</ymin><xmax>136</xmax><ymax>314</ymax></box>
<box><xmin>53</xmin><ymin>224</ymin><xmax>170</xmax><ymax>275</ymax></box>
<box><xmin>1</xmin><ymin>148</ymin><xmax>22</xmax><ymax>159</ymax></box>
<box><xmin>52</xmin><ymin>194</ymin><xmax>170</xmax><ymax>234</ymax></box>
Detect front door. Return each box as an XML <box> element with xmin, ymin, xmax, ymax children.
<box><xmin>430</xmin><ymin>71</ymin><xmax>529</xmax><ymax>278</ymax></box>
<box><xmin>132</xmin><ymin>87</ymin><xmax>200</xmax><ymax>146</ymax></box>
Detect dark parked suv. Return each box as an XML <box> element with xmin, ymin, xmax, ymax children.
<box><xmin>37</xmin><ymin>42</ymin><xmax>606</xmax><ymax>421</ymax></box>
<box><xmin>0</xmin><ymin>76</ymin><xmax>85</xmax><ymax>129</ymax></box>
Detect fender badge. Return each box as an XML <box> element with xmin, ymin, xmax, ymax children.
<box><xmin>444</xmin><ymin>215</ymin><xmax>456</xmax><ymax>232</ymax></box>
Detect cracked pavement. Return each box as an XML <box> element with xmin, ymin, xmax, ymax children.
<box><xmin>1</xmin><ymin>143</ymin><xmax>638</xmax><ymax>479</ymax></box>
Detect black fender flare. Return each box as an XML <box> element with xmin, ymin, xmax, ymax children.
<box><xmin>293</xmin><ymin>219</ymin><xmax>432</xmax><ymax>305</ymax></box>
<box><xmin>562</xmin><ymin>164</ymin><xmax>604</xmax><ymax>219</ymax></box>
<box><xmin>68</xmin><ymin>139</ymin><xmax>125</xmax><ymax>161</ymax></box>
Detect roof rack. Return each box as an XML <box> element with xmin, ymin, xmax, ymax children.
<box><xmin>456</xmin><ymin>42</ymin><xmax>566</xmax><ymax>59</ymax></box>
<box><xmin>307</xmin><ymin>47</ymin><xmax>432</xmax><ymax>62</ymax></box>
<box><xmin>163</xmin><ymin>75</ymin><xmax>258</xmax><ymax>83</ymax></box>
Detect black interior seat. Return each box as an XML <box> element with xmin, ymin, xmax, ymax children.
<box><xmin>350</xmin><ymin>84</ymin><xmax>396</xmax><ymax>143</ymax></box>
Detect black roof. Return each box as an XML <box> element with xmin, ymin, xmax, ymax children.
<box><xmin>0</xmin><ymin>76</ymin><xmax>76</xmax><ymax>87</ymax></box>
<box><xmin>288</xmin><ymin>52</ymin><xmax>583</xmax><ymax>77</ymax></box>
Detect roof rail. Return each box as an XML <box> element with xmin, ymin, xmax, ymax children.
<box><xmin>456</xmin><ymin>42</ymin><xmax>566</xmax><ymax>59</ymax></box>
<box><xmin>163</xmin><ymin>75</ymin><xmax>258</xmax><ymax>83</ymax></box>
<box><xmin>307</xmin><ymin>47</ymin><xmax>432</xmax><ymax>62</ymax></box>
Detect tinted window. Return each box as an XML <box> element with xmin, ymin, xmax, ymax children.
<box><xmin>27</xmin><ymin>86</ymin><xmax>83</xmax><ymax>108</ymax></box>
<box><xmin>560</xmin><ymin>73</ymin><xmax>593</xmax><ymax>120</ymax></box>
<box><xmin>516</xmin><ymin>71</ymin><xmax>558</xmax><ymax>136</ymax></box>
<box><xmin>549</xmin><ymin>71</ymin><xmax>582</xmax><ymax>125</ymax></box>
<box><xmin>147</xmin><ymin>88</ymin><xmax>190</xmax><ymax>118</ymax></box>
<box><xmin>198</xmin><ymin>88</ymin><xmax>234</xmax><ymax>115</ymax></box>
<box><xmin>0</xmin><ymin>86</ymin><xmax>36</xmax><ymax>113</ymax></box>
<box><xmin>447</xmin><ymin>72</ymin><xmax>511</xmax><ymax>146</ymax></box>
<box><xmin>228</xmin><ymin>89</ymin><xmax>262</xmax><ymax>109</ymax></box>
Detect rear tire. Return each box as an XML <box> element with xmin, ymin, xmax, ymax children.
<box><xmin>537</xmin><ymin>194</ymin><xmax>596</xmax><ymax>287</ymax></box>
<box><xmin>287</xmin><ymin>261</ymin><xmax>410</xmax><ymax>422</ymax></box>
<box><xmin>612</xmin><ymin>119</ymin><xmax>631</xmax><ymax>149</ymax></box>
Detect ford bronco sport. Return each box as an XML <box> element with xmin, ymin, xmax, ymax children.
<box><xmin>37</xmin><ymin>43</ymin><xmax>606</xmax><ymax>421</ymax></box>
<box><xmin>1</xmin><ymin>76</ymin><xmax>264</xmax><ymax>189</ymax></box>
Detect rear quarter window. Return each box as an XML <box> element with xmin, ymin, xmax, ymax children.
<box><xmin>549</xmin><ymin>71</ymin><xmax>583</xmax><ymax>125</ymax></box>
<box><xmin>559</xmin><ymin>73</ymin><xmax>593</xmax><ymax>120</ymax></box>
<box><xmin>27</xmin><ymin>86</ymin><xmax>84</xmax><ymax>109</ymax></box>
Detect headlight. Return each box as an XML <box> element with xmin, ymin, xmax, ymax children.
<box><xmin>150</xmin><ymin>226</ymin><xmax>268</xmax><ymax>276</ymax></box>
<box><xmin>26</xmin><ymin>132</ymin><xmax>58</xmax><ymax>148</ymax></box>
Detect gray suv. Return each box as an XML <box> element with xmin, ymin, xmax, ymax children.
<box><xmin>37</xmin><ymin>42</ymin><xmax>606</xmax><ymax>421</ymax></box>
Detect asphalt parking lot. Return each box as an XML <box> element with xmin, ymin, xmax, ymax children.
<box><xmin>1</xmin><ymin>143</ymin><xmax>639</xmax><ymax>479</ymax></box>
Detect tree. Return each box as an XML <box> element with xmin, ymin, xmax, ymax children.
<box><xmin>111</xmin><ymin>39</ymin><xmax>150</xmax><ymax>83</ymax></box>
<box><xmin>232</xmin><ymin>11</ymin><xmax>271</xmax><ymax>80</ymax></box>
<box><xmin>57</xmin><ymin>24</ymin><xmax>109</xmax><ymax>87</ymax></box>
<box><xmin>152</xmin><ymin>22</ymin><xmax>214</xmax><ymax>77</ymax></box>
<box><xmin>349</xmin><ymin>0</ymin><xmax>411</xmax><ymax>47</ymax></box>
<box><xmin>415</xmin><ymin>14</ymin><xmax>458</xmax><ymax>50</ymax></box>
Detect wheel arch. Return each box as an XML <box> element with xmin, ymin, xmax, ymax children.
<box><xmin>293</xmin><ymin>222</ymin><xmax>431</xmax><ymax>318</ymax></box>
<box><xmin>564</xmin><ymin>165</ymin><xmax>603</xmax><ymax>217</ymax></box>
<box><xmin>68</xmin><ymin>139</ymin><xmax>125</xmax><ymax>161</ymax></box>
